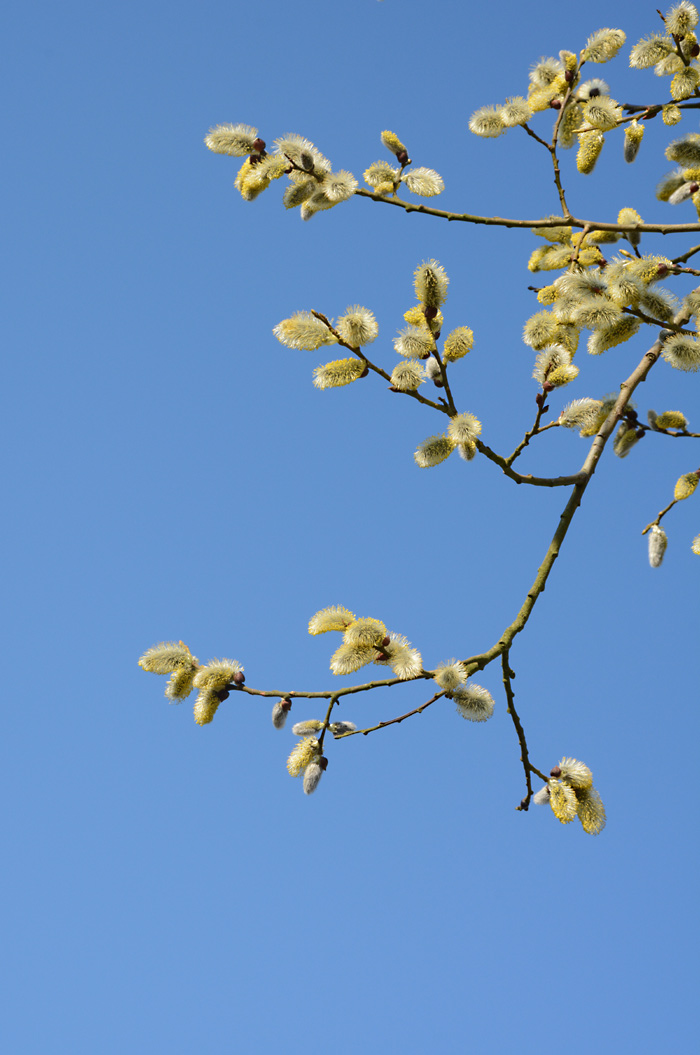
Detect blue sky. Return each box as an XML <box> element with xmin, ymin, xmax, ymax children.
<box><xmin>5</xmin><ymin>1</ymin><xmax>699</xmax><ymax>1052</ymax></box>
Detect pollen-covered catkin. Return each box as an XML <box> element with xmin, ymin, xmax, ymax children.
<box><xmin>674</xmin><ymin>472</ymin><xmax>700</xmax><ymax>500</ymax></box>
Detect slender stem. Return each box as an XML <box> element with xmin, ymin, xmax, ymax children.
<box><xmin>501</xmin><ymin>651</ymin><xmax>548</xmax><ymax>811</ymax></box>
<box><xmin>317</xmin><ymin>694</ymin><xmax>339</xmax><ymax>750</ymax></box>
<box><xmin>335</xmin><ymin>691</ymin><xmax>445</xmax><ymax>737</ymax></box>
<box><xmin>641</xmin><ymin>497</ymin><xmax>678</xmax><ymax>535</ymax></box>
<box><xmin>505</xmin><ymin>405</ymin><xmax>556</xmax><ymax>467</ymax></box>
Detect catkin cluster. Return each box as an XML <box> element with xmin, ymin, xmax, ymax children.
<box><xmin>205</xmin><ymin>125</ymin><xmax>444</xmax><ymax>219</ymax></box>
<box><xmin>533</xmin><ymin>758</ymin><xmax>606</xmax><ymax>834</ymax></box>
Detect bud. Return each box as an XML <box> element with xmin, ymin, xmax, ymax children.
<box><xmin>272</xmin><ymin>699</ymin><xmax>292</xmax><ymax>729</ymax></box>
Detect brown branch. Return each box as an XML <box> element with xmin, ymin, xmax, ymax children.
<box><xmin>501</xmin><ymin>651</ymin><xmax>548</xmax><ymax>811</ymax></box>
<box><xmin>353</xmin><ymin>189</ymin><xmax>700</xmax><ymax>234</ymax></box>
<box><xmin>477</xmin><ymin>440</ymin><xmax>584</xmax><ymax>487</ymax></box>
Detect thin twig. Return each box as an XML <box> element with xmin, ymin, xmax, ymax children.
<box><xmin>335</xmin><ymin>691</ymin><xmax>445</xmax><ymax>737</ymax></box>
<box><xmin>501</xmin><ymin>651</ymin><xmax>548</xmax><ymax>811</ymax></box>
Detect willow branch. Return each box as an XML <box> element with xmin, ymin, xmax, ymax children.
<box><xmin>477</xmin><ymin>440</ymin><xmax>584</xmax><ymax>487</ymax></box>
<box><xmin>353</xmin><ymin>190</ymin><xmax>700</xmax><ymax>234</ymax></box>
<box><xmin>463</xmin><ymin>334</ymin><xmax>667</xmax><ymax>673</ymax></box>
<box><xmin>236</xmin><ymin>672</ymin><xmax>432</xmax><ymax>702</ymax></box>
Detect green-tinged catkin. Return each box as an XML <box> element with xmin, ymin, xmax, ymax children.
<box><xmin>663</xmin><ymin>104</ymin><xmax>683</xmax><ymax>126</ymax></box>
<box><xmin>573</xmin><ymin>297</ymin><xmax>625</xmax><ymax>332</ymax></box>
<box><xmin>193</xmin><ymin>688</ymin><xmax>221</xmax><ymax>726</ymax></box>
<box><xmin>291</xmin><ymin>720</ymin><xmax>324</xmax><ymax>737</ymax></box>
<box><xmin>402</xmin><ymin>167</ymin><xmax>444</xmax><ymax>196</ymax></box>
<box><xmin>558</xmin><ymin>757</ymin><xmax>593</xmax><ymax>790</ymax></box>
<box><xmin>528</xmin><ymin>245</ymin><xmax>574</xmax><ymax>272</ymax></box>
<box><xmin>414</xmin><ymin>435</ymin><xmax>456</xmax><ymax>467</ymax></box>
<box><xmin>661</xmin><ymin>333</ymin><xmax>700</xmax><ymax>371</ymax></box>
<box><xmin>559</xmin><ymin>398</ymin><xmax>605</xmax><ymax>433</ymax></box>
<box><xmin>657</xmin><ymin>168</ymin><xmax>687</xmax><ymax>201</ymax></box>
<box><xmin>618</xmin><ymin>207</ymin><xmax>643</xmax><ymax>246</ymax></box>
<box><xmin>374</xmin><ymin>633</ymin><xmax>423</xmax><ymax>679</ymax></box>
<box><xmin>665</xmin><ymin>1</ymin><xmax>700</xmax><ymax>37</ymax></box>
<box><xmin>549</xmin><ymin>780</ymin><xmax>578</xmax><ymax>823</ymax></box>
<box><xmin>434</xmin><ymin>661</ymin><xmax>467</xmax><ymax>692</ymax></box>
<box><xmin>614</xmin><ymin>424</ymin><xmax>641</xmax><ymax>458</ymax></box>
<box><xmin>532</xmin><ymin>346</ymin><xmax>576</xmax><ymax>387</ymax></box>
<box><xmin>312</xmin><ymin>358</ymin><xmax>366</xmax><ymax>389</ymax></box>
<box><xmin>274</xmin><ymin>312</ymin><xmax>336</xmax><ymax>351</ymax></box>
<box><xmin>577</xmin><ymin>130</ymin><xmax>605</xmax><ymax>174</ymax></box>
<box><xmin>344</xmin><ymin>618</ymin><xmax>387</xmax><ymax>648</ymax></box>
<box><xmin>414</xmin><ymin>260</ymin><xmax>449</xmax><ymax>309</ymax></box>
<box><xmin>674</xmin><ymin>472</ymin><xmax>700</xmax><ymax>500</ymax></box>
<box><xmin>391</xmin><ymin>360</ymin><xmax>425</xmax><ymax>390</ymax></box>
<box><xmin>452</xmin><ymin>684</ymin><xmax>495</xmax><ymax>722</ymax></box>
<box><xmin>583</xmin><ymin>96</ymin><xmax>622</xmax><ymax>131</ymax></box>
<box><xmin>575</xmin><ymin>786</ymin><xmax>606</xmax><ymax>834</ymax></box>
<box><xmin>394</xmin><ymin>326</ymin><xmax>434</xmax><ymax>359</ymax></box>
<box><xmin>193</xmin><ymin>660</ymin><xmax>243</xmax><ymax>692</ymax></box>
<box><xmin>205</xmin><ymin>123</ymin><xmax>259</xmax><ymax>155</ymax></box>
<box><xmin>654</xmin><ymin>410</ymin><xmax>688</xmax><ymax>429</ymax></box>
<box><xmin>364</xmin><ymin>160</ymin><xmax>399</xmax><ymax>189</ymax></box>
<box><xmin>671</xmin><ymin>66</ymin><xmax>700</xmax><ymax>100</ymax></box>
<box><xmin>609</xmin><ymin>303</ymin><xmax>646</xmax><ymax>341</ymax></box>
<box><xmin>442</xmin><ymin>326</ymin><xmax>474</xmax><ymax>361</ymax></box>
<box><xmin>165</xmin><ymin>668</ymin><xmax>197</xmax><ymax>702</ymax></box>
<box><xmin>624</xmin><ymin>121</ymin><xmax>644</xmax><ymax>163</ymax></box>
<box><xmin>523</xmin><ymin>311</ymin><xmax>559</xmax><ymax>349</ymax></box>
<box><xmin>558</xmin><ymin>103</ymin><xmax>584</xmax><ymax>150</ymax></box>
<box><xmin>468</xmin><ymin>105</ymin><xmax>506</xmax><ymax>137</ymax></box>
<box><xmin>287</xmin><ymin>737</ymin><xmax>320</xmax><ymax>777</ymax></box>
<box><xmin>638</xmin><ymin>287</ymin><xmax>678</xmax><ymax>322</ymax></box>
<box><xmin>666</xmin><ymin>133</ymin><xmax>700</xmax><ymax>167</ymax></box>
<box><xmin>532</xmin><ymin>218</ymin><xmax>572</xmax><ymax>244</ymax></box>
<box><xmin>308</xmin><ymin>606</ymin><xmax>357</xmax><ymax>634</ymax></box>
<box><xmin>630</xmin><ymin>34</ymin><xmax>674</xmax><ymax>69</ymax></box>
<box><xmin>381</xmin><ymin>130</ymin><xmax>408</xmax><ymax>158</ymax></box>
<box><xmin>582</xmin><ymin>28</ymin><xmax>626</xmax><ymax>63</ymax></box>
<box><xmin>500</xmin><ymin>97</ymin><xmax>532</xmax><ymax>127</ymax></box>
<box><xmin>336</xmin><ymin>306</ymin><xmax>378</xmax><ymax>347</ymax></box>
<box><xmin>139</xmin><ymin>641</ymin><xmax>198</xmax><ymax>675</ymax></box>
<box><xmin>330</xmin><ymin>642</ymin><xmax>376</xmax><ymax>675</ymax></box>
<box><xmin>447</xmin><ymin>413</ymin><xmax>482</xmax><ymax>445</ymax></box>
<box><xmin>648</xmin><ymin>525</ymin><xmax>668</xmax><ymax>568</ymax></box>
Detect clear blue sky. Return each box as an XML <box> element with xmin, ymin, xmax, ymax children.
<box><xmin>5</xmin><ymin>1</ymin><xmax>698</xmax><ymax>1052</ymax></box>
